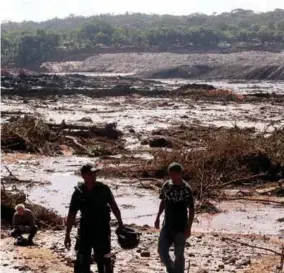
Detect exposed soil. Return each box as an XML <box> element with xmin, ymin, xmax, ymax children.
<box><xmin>41</xmin><ymin>52</ymin><xmax>284</xmax><ymax>80</ymax></box>
<box><xmin>1</xmin><ymin>227</ymin><xmax>283</xmax><ymax>273</ymax></box>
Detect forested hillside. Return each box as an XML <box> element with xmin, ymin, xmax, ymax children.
<box><xmin>1</xmin><ymin>9</ymin><xmax>284</xmax><ymax>68</ymax></box>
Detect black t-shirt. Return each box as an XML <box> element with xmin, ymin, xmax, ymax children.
<box><xmin>69</xmin><ymin>181</ymin><xmax>113</xmax><ymax>228</ymax></box>
<box><xmin>159</xmin><ymin>180</ymin><xmax>194</xmax><ymax>232</ymax></box>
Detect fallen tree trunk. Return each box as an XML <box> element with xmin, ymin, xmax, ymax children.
<box><xmin>47</xmin><ymin>122</ymin><xmax>122</xmax><ymax>139</ymax></box>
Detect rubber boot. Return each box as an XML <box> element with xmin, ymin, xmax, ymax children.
<box><xmin>104</xmin><ymin>257</ymin><xmax>114</xmax><ymax>273</ymax></box>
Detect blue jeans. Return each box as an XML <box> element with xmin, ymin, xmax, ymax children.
<box><xmin>158</xmin><ymin>225</ymin><xmax>186</xmax><ymax>273</ymax></box>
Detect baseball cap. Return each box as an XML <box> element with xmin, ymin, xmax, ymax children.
<box><xmin>167</xmin><ymin>162</ymin><xmax>183</xmax><ymax>173</ymax></box>
<box><xmin>80</xmin><ymin>163</ymin><xmax>99</xmax><ymax>174</ymax></box>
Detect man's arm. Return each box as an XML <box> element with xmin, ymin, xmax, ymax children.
<box><xmin>155</xmin><ymin>183</ymin><xmax>166</xmax><ymax>229</ymax></box>
<box><xmin>64</xmin><ymin>191</ymin><xmax>79</xmax><ymax>249</ymax></box>
<box><xmin>27</xmin><ymin>210</ymin><xmax>36</xmax><ymax>226</ymax></box>
<box><xmin>12</xmin><ymin>213</ymin><xmax>18</xmax><ymax>228</ymax></box>
<box><xmin>154</xmin><ymin>200</ymin><xmax>165</xmax><ymax>228</ymax></box>
<box><xmin>187</xmin><ymin>203</ymin><xmax>195</xmax><ymax>231</ymax></box>
<box><xmin>185</xmin><ymin>187</ymin><xmax>195</xmax><ymax>238</ymax></box>
<box><xmin>109</xmin><ymin>194</ymin><xmax>123</xmax><ymax>227</ymax></box>
<box><xmin>156</xmin><ymin>200</ymin><xmax>165</xmax><ymax>219</ymax></box>
<box><xmin>65</xmin><ymin>212</ymin><xmax>77</xmax><ymax>236</ymax></box>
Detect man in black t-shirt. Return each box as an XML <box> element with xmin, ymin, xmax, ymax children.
<box><xmin>64</xmin><ymin>164</ymin><xmax>124</xmax><ymax>273</ymax></box>
<box><xmin>155</xmin><ymin>162</ymin><xmax>195</xmax><ymax>273</ymax></box>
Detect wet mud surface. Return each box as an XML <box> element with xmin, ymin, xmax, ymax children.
<box><xmin>1</xmin><ymin>73</ymin><xmax>284</xmax><ymax>273</ymax></box>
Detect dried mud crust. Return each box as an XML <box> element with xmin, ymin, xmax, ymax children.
<box><xmin>40</xmin><ymin>52</ymin><xmax>284</xmax><ymax>80</ymax></box>
<box><xmin>1</xmin><ymin>228</ymin><xmax>283</xmax><ymax>273</ymax></box>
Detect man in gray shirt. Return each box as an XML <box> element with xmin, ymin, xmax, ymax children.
<box><xmin>155</xmin><ymin>162</ymin><xmax>195</xmax><ymax>273</ymax></box>
<box><xmin>11</xmin><ymin>204</ymin><xmax>38</xmax><ymax>245</ymax></box>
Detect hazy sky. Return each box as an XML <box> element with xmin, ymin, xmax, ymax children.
<box><xmin>1</xmin><ymin>0</ymin><xmax>284</xmax><ymax>22</ymax></box>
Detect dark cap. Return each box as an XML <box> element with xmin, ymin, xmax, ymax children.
<box><xmin>168</xmin><ymin>162</ymin><xmax>183</xmax><ymax>173</ymax></box>
<box><xmin>80</xmin><ymin>163</ymin><xmax>98</xmax><ymax>174</ymax></box>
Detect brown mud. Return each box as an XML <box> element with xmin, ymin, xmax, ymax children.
<box><xmin>41</xmin><ymin>52</ymin><xmax>284</xmax><ymax>80</ymax></box>
<box><xmin>1</xmin><ymin>72</ymin><xmax>284</xmax><ymax>273</ymax></box>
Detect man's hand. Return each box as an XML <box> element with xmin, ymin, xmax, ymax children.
<box><xmin>64</xmin><ymin>234</ymin><xmax>71</xmax><ymax>250</ymax></box>
<box><xmin>184</xmin><ymin>228</ymin><xmax>191</xmax><ymax>239</ymax></box>
<box><xmin>154</xmin><ymin>217</ymin><xmax>160</xmax><ymax>229</ymax></box>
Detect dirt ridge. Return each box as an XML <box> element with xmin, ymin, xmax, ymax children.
<box><xmin>41</xmin><ymin>52</ymin><xmax>284</xmax><ymax>80</ymax></box>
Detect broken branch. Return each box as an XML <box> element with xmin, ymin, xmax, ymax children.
<box><xmin>222</xmin><ymin>237</ymin><xmax>282</xmax><ymax>256</ymax></box>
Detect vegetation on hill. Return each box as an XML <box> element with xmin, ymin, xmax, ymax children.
<box><xmin>1</xmin><ymin>9</ymin><xmax>284</xmax><ymax>67</ymax></box>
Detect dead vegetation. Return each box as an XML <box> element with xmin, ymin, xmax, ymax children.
<box><xmin>1</xmin><ymin>116</ymin><xmax>124</xmax><ymax>156</ymax></box>
<box><xmin>104</xmin><ymin>125</ymin><xmax>284</xmax><ymax>200</ymax></box>
<box><xmin>145</xmin><ymin>125</ymin><xmax>284</xmax><ymax>199</ymax></box>
<box><xmin>174</xmin><ymin>85</ymin><xmax>245</xmax><ymax>102</ymax></box>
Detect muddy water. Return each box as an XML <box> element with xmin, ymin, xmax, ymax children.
<box><xmin>27</xmin><ymin>172</ymin><xmax>159</xmax><ymax>226</ymax></box>
<box><xmin>57</xmin><ymin>72</ymin><xmax>284</xmax><ymax>94</ymax></box>
<box><xmin>20</xmin><ymin>172</ymin><xmax>284</xmax><ymax>236</ymax></box>
<box><xmin>2</xmin><ymin>75</ymin><xmax>284</xmax><ymax>240</ymax></box>
<box><xmin>196</xmin><ymin>201</ymin><xmax>284</xmax><ymax>237</ymax></box>
<box><xmin>3</xmin><ymin>155</ymin><xmax>283</xmax><ymax>237</ymax></box>
<box><xmin>156</xmin><ymin>79</ymin><xmax>284</xmax><ymax>94</ymax></box>
<box><xmin>2</xmin><ymin>96</ymin><xmax>283</xmax><ymax>134</ymax></box>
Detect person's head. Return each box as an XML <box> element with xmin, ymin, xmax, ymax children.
<box><xmin>80</xmin><ymin>163</ymin><xmax>98</xmax><ymax>184</ymax></box>
<box><xmin>168</xmin><ymin>162</ymin><xmax>183</xmax><ymax>183</ymax></box>
<box><xmin>15</xmin><ymin>204</ymin><xmax>25</xmax><ymax>216</ymax></box>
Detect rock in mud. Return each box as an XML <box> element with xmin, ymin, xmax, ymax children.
<box><xmin>141</xmin><ymin>251</ymin><xmax>151</xmax><ymax>258</ymax></box>
<box><xmin>178</xmin><ymin>83</ymin><xmax>215</xmax><ymax>91</ymax></box>
<box><xmin>78</xmin><ymin>117</ymin><xmax>93</xmax><ymax>122</ymax></box>
<box><xmin>142</xmin><ymin>136</ymin><xmax>173</xmax><ymax>148</ymax></box>
<box><xmin>236</xmin><ymin>258</ymin><xmax>251</xmax><ymax>267</ymax></box>
<box><xmin>196</xmin><ymin>269</ymin><xmax>209</xmax><ymax>273</ymax></box>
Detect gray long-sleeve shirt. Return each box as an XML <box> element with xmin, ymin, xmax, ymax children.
<box><xmin>13</xmin><ymin>209</ymin><xmax>35</xmax><ymax>227</ymax></box>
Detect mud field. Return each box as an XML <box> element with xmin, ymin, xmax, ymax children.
<box><xmin>1</xmin><ymin>72</ymin><xmax>284</xmax><ymax>273</ymax></box>
<box><xmin>41</xmin><ymin>52</ymin><xmax>284</xmax><ymax>80</ymax></box>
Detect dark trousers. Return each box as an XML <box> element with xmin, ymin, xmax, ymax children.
<box><xmin>74</xmin><ymin>226</ymin><xmax>112</xmax><ymax>273</ymax></box>
<box><xmin>11</xmin><ymin>225</ymin><xmax>38</xmax><ymax>241</ymax></box>
<box><xmin>158</xmin><ymin>225</ymin><xmax>186</xmax><ymax>273</ymax></box>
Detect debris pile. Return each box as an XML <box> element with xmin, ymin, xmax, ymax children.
<box><xmin>104</xmin><ymin>125</ymin><xmax>284</xmax><ymax>199</ymax></box>
<box><xmin>1</xmin><ymin>185</ymin><xmax>63</xmax><ymax>229</ymax></box>
<box><xmin>174</xmin><ymin>85</ymin><xmax>244</xmax><ymax>101</ymax></box>
<box><xmin>143</xmin><ymin>126</ymin><xmax>284</xmax><ymax>198</ymax></box>
<box><xmin>1</xmin><ymin>116</ymin><xmax>124</xmax><ymax>156</ymax></box>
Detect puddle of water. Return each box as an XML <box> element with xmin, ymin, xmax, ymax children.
<box><xmin>3</xmin><ymin>153</ymin><xmax>283</xmax><ymax>236</ymax></box>
<box><xmin>27</xmin><ymin>173</ymin><xmax>159</xmax><ymax>226</ymax></box>
<box><xmin>23</xmin><ymin>167</ymin><xmax>283</xmax><ymax>236</ymax></box>
<box><xmin>27</xmin><ymin>173</ymin><xmax>79</xmax><ymax>215</ymax></box>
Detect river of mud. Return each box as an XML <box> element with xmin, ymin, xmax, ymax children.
<box><xmin>1</xmin><ymin>73</ymin><xmax>284</xmax><ymax>273</ymax></box>
<box><xmin>2</xmin><ymin>156</ymin><xmax>283</xmax><ymax>236</ymax></box>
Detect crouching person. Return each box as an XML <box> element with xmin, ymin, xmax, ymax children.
<box><xmin>155</xmin><ymin>163</ymin><xmax>195</xmax><ymax>273</ymax></box>
<box><xmin>11</xmin><ymin>204</ymin><xmax>38</xmax><ymax>245</ymax></box>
